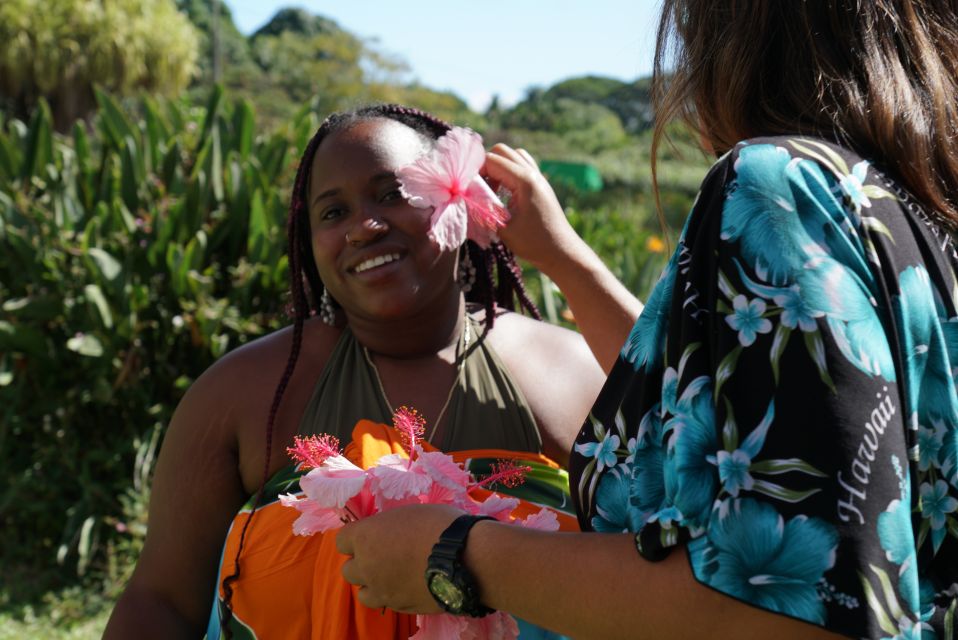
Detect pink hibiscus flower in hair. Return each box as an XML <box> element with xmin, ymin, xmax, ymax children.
<box><xmin>396</xmin><ymin>127</ymin><xmax>510</xmax><ymax>251</ymax></box>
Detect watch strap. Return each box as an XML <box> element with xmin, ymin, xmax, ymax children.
<box><xmin>425</xmin><ymin>514</ymin><xmax>495</xmax><ymax>617</ymax></box>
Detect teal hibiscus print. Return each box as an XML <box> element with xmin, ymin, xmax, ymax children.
<box><xmin>725</xmin><ymin>295</ymin><xmax>773</xmax><ymax>347</ymax></box>
<box><xmin>917</xmin><ymin>420</ymin><xmax>947</xmax><ymax>472</ymax></box>
<box><xmin>592</xmin><ymin>464</ymin><xmax>647</xmax><ymax>532</ymax></box>
<box><xmin>836</xmin><ymin>160</ymin><xmax>872</xmax><ymax>214</ymax></box>
<box><xmin>919</xmin><ymin>480</ymin><xmax>958</xmax><ymax>552</ymax></box>
<box><xmin>622</xmin><ymin>256</ymin><xmax>677</xmax><ymax>372</ymax></box>
<box><xmin>876</xmin><ymin>463</ymin><xmax>919</xmax><ymax>613</ymax></box>
<box><xmin>689</xmin><ymin>497</ymin><xmax>839</xmax><ymax>625</ymax></box>
<box><xmin>798</xmin><ymin>256</ymin><xmax>896</xmax><ymax>381</ymax></box>
<box><xmin>666</xmin><ymin>376</ymin><xmax>719</xmax><ymax>528</ymax></box>
<box><xmin>574</xmin><ymin>430</ymin><xmax>620</xmax><ymax>473</ymax></box>
<box><xmin>721</xmin><ymin>144</ymin><xmax>828</xmax><ymax>285</ymax></box>
<box><xmin>896</xmin><ymin>266</ymin><xmax>958</xmax><ymax>426</ymax></box>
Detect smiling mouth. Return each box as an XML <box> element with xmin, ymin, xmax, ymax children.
<box><xmin>352</xmin><ymin>252</ymin><xmax>402</xmax><ymax>274</ymax></box>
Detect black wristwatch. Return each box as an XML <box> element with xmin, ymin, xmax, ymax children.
<box><xmin>424</xmin><ymin>514</ymin><xmax>495</xmax><ymax>617</ymax></box>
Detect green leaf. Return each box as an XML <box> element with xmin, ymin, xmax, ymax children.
<box><xmin>66</xmin><ymin>334</ymin><xmax>104</xmax><ymax>357</ymax></box>
<box><xmin>87</xmin><ymin>248</ymin><xmax>122</xmax><ymax>281</ymax></box>
<box><xmin>94</xmin><ymin>88</ymin><xmax>137</xmax><ymax>149</ymax></box>
<box><xmin>803</xmin><ymin>330</ymin><xmax>836</xmax><ymax>392</ymax></box>
<box><xmin>21</xmin><ymin>99</ymin><xmax>53</xmax><ymax>180</ymax></box>
<box><xmin>84</xmin><ymin>284</ymin><xmax>113</xmax><ymax>329</ymax></box>
<box><xmin>120</xmin><ymin>136</ymin><xmax>140</xmax><ymax>212</ymax></box>
<box><xmin>862</xmin><ymin>184</ymin><xmax>896</xmax><ymax>201</ymax></box>
<box><xmin>862</xmin><ymin>216</ymin><xmax>895</xmax><ymax>242</ymax></box>
<box><xmin>789</xmin><ymin>139</ymin><xmax>849</xmax><ymax>176</ymax></box>
<box><xmin>714</xmin><ymin>345</ymin><xmax>742</xmax><ymax>400</ymax></box>
<box><xmin>860</xmin><ymin>570</ymin><xmax>899</xmax><ymax>636</ymax></box>
<box><xmin>2</xmin><ymin>295</ymin><xmax>62</xmax><ymax>321</ymax></box>
<box><xmin>769</xmin><ymin>324</ymin><xmax>791</xmax><ymax>384</ymax></box>
<box><xmin>161</xmin><ymin>140</ymin><xmax>181</xmax><ymax>188</ymax></box>
<box><xmin>0</xmin><ymin>355</ymin><xmax>12</xmax><ymax>387</ymax></box>
<box><xmin>677</xmin><ymin>342</ymin><xmax>701</xmax><ymax>380</ymax></box>
<box><xmin>0</xmin><ymin>127</ymin><xmax>19</xmax><ymax>181</ymax></box>
<box><xmin>0</xmin><ymin>321</ymin><xmax>48</xmax><ymax>357</ymax></box>
<box><xmin>722</xmin><ymin>397</ymin><xmax>739</xmax><ymax>451</ymax></box>
<box><xmin>751</xmin><ymin>458</ymin><xmax>828</xmax><ymax>477</ymax></box>
<box><xmin>210</xmin><ymin>125</ymin><xmax>224</xmax><ymax>203</ymax></box>
<box><xmin>872</xmin><ymin>563</ymin><xmax>906</xmax><ymax>622</ymax></box>
<box><xmin>234</xmin><ymin>100</ymin><xmax>255</xmax><ymax>159</ymax></box>
<box><xmin>751</xmin><ymin>479</ymin><xmax>821</xmax><ymax>503</ymax></box>
<box><xmin>945</xmin><ymin>598</ymin><xmax>955</xmax><ymax>640</ymax></box>
<box><xmin>77</xmin><ymin>516</ymin><xmax>96</xmax><ymax>576</ymax></box>
<box><xmin>247</xmin><ymin>190</ymin><xmax>269</xmax><ymax>262</ymax></box>
<box><xmin>197</xmin><ymin>84</ymin><xmax>224</xmax><ymax>152</ymax></box>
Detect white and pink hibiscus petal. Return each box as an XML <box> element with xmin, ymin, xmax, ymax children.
<box><xmin>435</xmin><ymin>127</ymin><xmax>486</xmax><ymax>185</ymax></box>
<box><xmin>279</xmin><ymin>495</ymin><xmax>346</xmax><ymax>535</ymax></box>
<box><xmin>299</xmin><ymin>467</ymin><xmax>367</xmax><ymax>509</ymax></box>
<box><xmin>467</xmin><ymin>611</ymin><xmax>520</xmax><ymax>639</ymax></box>
<box><xmin>369</xmin><ymin>464</ymin><xmax>433</xmax><ymax>501</ymax></box>
<box><xmin>474</xmin><ymin>495</ymin><xmax>520</xmax><ymax>521</ymax></box>
<box><xmin>412</xmin><ymin>613</ymin><xmax>470</xmax><ymax>640</ymax></box>
<box><xmin>396</xmin><ymin>161</ymin><xmax>452</xmax><ymax>208</ymax></box>
<box><xmin>428</xmin><ymin>200</ymin><xmax>469</xmax><ymax>251</ymax></box>
<box><xmin>344</xmin><ymin>486</ymin><xmax>378</xmax><ymax>520</ymax></box>
<box><xmin>374</xmin><ymin>452</ymin><xmax>410</xmax><ymax>470</ymax></box>
<box><xmin>520</xmin><ymin>508</ymin><xmax>560</xmax><ymax>531</ymax></box>
<box><xmin>415</xmin><ymin>450</ymin><xmax>473</xmax><ymax>492</ymax></box>
<box><xmin>464</xmin><ymin>177</ymin><xmax>509</xmax><ymax>229</ymax></box>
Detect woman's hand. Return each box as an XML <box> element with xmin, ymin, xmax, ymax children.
<box><xmin>483</xmin><ymin>143</ymin><xmax>582</xmax><ymax>275</ymax></box>
<box><xmin>484</xmin><ymin>143</ymin><xmax>643</xmax><ymax>372</ymax></box>
<box><xmin>336</xmin><ymin>504</ymin><xmax>466</xmax><ymax>613</ymax></box>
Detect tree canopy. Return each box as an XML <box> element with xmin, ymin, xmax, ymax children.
<box><xmin>0</xmin><ymin>0</ymin><xmax>199</xmax><ymax>130</ymax></box>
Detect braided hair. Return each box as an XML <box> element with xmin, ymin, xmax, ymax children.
<box><xmin>219</xmin><ymin>104</ymin><xmax>540</xmax><ymax>635</ymax></box>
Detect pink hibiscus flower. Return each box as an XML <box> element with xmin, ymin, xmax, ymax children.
<box><xmin>396</xmin><ymin>127</ymin><xmax>510</xmax><ymax>251</ymax></box>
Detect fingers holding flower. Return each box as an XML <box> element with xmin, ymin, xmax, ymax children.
<box><xmin>482</xmin><ymin>144</ymin><xmax>580</xmax><ymax>274</ymax></box>
<box><xmin>336</xmin><ymin>504</ymin><xmax>465</xmax><ymax>614</ymax></box>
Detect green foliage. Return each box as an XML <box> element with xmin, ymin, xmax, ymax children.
<box><xmin>0</xmin><ymin>89</ymin><xmax>310</xmax><ymax>609</ymax></box>
<box><xmin>0</xmin><ymin>0</ymin><xmax>199</xmax><ymax>130</ymax></box>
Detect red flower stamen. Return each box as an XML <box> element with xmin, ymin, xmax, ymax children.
<box><xmin>286</xmin><ymin>434</ymin><xmax>341</xmax><ymax>470</ymax></box>
<box><xmin>478</xmin><ymin>460</ymin><xmax>531</xmax><ymax>489</ymax></box>
<box><xmin>393</xmin><ymin>406</ymin><xmax>426</xmax><ymax>456</ymax></box>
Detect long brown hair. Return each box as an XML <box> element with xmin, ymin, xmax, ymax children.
<box><xmin>651</xmin><ymin>0</ymin><xmax>958</xmax><ymax>230</ymax></box>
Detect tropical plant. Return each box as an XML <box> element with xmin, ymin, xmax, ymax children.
<box><xmin>0</xmin><ymin>0</ymin><xmax>199</xmax><ymax>131</ymax></box>
<box><xmin>0</xmin><ymin>87</ymin><xmax>314</xmax><ymax>604</ymax></box>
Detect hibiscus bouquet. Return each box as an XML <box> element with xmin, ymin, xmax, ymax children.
<box><xmin>396</xmin><ymin>126</ymin><xmax>510</xmax><ymax>251</ymax></box>
<box><xmin>280</xmin><ymin>407</ymin><xmax>560</xmax><ymax>640</ymax></box>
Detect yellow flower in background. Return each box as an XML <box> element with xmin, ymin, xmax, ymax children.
<box><xmin>646</xmin><ymin>235</ymin><xmax>666</xmax><ymax>253</ymax></box>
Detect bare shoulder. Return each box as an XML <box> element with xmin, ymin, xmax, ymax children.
<box><xmin>479</xmin><ymin>310</ymin><xmax>606</xmax><ymax>465</ymax></box>
<box><xmin>178</xmin><ymin>318</ymin><xmax>342</xmax><ymax>489</ymax></box>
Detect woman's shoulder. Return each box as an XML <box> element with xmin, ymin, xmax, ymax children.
<box><xmin>476</xmin><ymin>307</ymin><xmax>596</xmax><ymax>365</ymax></box>
<box><xmin>182</xmin><ymin>318</ymin><xmax>342</xmax><ymax>423</ymax></box>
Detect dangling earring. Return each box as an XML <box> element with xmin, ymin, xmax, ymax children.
<box><xmin>457</xmin><ymin>246</ymin><xmax>476</xmax><ymax>293</ymax></box>
<box><xmin>320</xmin><ymin>287</ymin><xmax>336</xmax><ymax>325</ymax></box>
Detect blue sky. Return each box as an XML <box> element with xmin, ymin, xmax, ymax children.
<box><xmin>222</xmin><ymin>1</ymin><xmax>663</xmax><ymax>111</ymax></box>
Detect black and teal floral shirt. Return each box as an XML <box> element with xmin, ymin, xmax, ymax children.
<box><xmin>569</xmin><ymin>137</ymin><xmax>958</xmax><ymax>638</ymax></box>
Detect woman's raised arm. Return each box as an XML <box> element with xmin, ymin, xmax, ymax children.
<box><xmin>484</xmin><ymin>144</ymin><xmax>644</xmax><ymax>373</ymax></box>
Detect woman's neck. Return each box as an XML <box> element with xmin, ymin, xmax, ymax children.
<box><xmin>346</xmin><ymin>294</ymin><xmax>465</xmax><ymax>361</ymax></box>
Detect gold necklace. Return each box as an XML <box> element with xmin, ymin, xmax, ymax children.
<box><xmin>361</xmin><ymin>314</ymin><xmax>471</xmax><ymax>443</ymax></box>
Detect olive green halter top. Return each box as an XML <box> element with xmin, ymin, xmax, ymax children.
<box><xmin>297</xmin><ymin>316</ymin><xmax>543</xmax><ymax>453</ymax></box>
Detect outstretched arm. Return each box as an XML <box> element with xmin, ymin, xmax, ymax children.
<box><xmin>484</xmin><ymin>144</ymin><xmax>644</xmax><ymax>373</ymax></box>
<box><xmin>336</xmin><ymin>505</ymin><xmax>846</xmax><ymax>640</ymax></box>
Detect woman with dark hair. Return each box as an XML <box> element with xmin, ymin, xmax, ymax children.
<box><xmin>103</xmin><ymin>104</ymin><xmax>611</xmax><ymax>638</ymax></box>
<box><xmin>337</xmin><ymin>2</ymin><xmax>958</xmax><ymax>638</ymax></box>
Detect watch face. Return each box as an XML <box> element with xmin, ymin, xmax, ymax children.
<box><xmin>428</xmin><ymin>572</ymin><xmax>465</xmax><ymax>612</ymax></box>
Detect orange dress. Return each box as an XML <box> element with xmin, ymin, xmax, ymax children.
<box><xmin>206</xmin><ymin>421</ymin><xmax>578</xmax><ymax>640</ymax></box>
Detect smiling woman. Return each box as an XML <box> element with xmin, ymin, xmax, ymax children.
<box><xmin>103</xmin><ymin>104</ymin><xmax>610</xmax><ymax>639</ymax></box>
